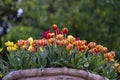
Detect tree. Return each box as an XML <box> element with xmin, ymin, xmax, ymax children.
<box><xmin>0</xmin><ymin>0</ymin><xmax>23</xmax><ymax>46</ymax></box>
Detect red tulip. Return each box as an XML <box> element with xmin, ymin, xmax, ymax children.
<box><xmin>52</xmin><ymin>24</ymin><xmax>58</xmax><ymax>30</ymax></box>
<box><xmin>43</xmin><ymin>30</ymin><xmax>51</xmax><ymax>38</ymax></box>
<box><xmin>62</xmin><ymin>28</ymin><xmax>68</xmax><ymax>34</ymax></box>
<box><xmin>76</xmin><ymin>37</ymin><xmax>80</xmax><ymax>40</ymax></box>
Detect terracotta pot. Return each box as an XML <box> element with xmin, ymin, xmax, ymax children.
<box><xmin>3</xmin><ymin>67</ymin><xmax>109</xmax><ymax>80</ymax></box>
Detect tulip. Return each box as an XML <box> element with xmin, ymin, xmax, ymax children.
<box><xmin>16</xmin><ymin>40</ymin><xmax>25</xmax><ymax>47</ymax></box>
<box><xmin>52</xmin><ymin>24</ymin><xmax>58</xmax><ymax>30</ymax></box>
<box><xmin>28</xmin><ymin>46</ymin><xmax>37</xmax><ymax>53</ymax></box>
<box><xmin>56</xmin><ymin>40</ymin><xmax>61</xmax><ymax>45</ymax></box>
<box><xmin>5</xmin><ymin>41</ymin><xmax>14</xmax><ymax>47</ymax></box>
<box><xmin>43</xmin><ymin>30</ymin><xmax>51</xmax><ymax>38</ymax></box>
<box><xmin>88</xmin><ymin>42</ymin><xmax>96</xmax><ymax>49</ymax></box>
<box><xmin>48</xmin><ymin>38</ymin><xmax>55</xmax><ymax>45</ymax></box>
<box><xmin>66</xmin><ymin>43</ymin><xmax>73</xmax><ymax>50</ymax></box>
<box><xmin>62</xmin><ymin>27</ymin><xmax>68</xmax><ymax>34</ymax></box>
<box><xmin>56</xmin><ymin>34</ymin><xmax>64</xmax><ymax>40</ymax></box>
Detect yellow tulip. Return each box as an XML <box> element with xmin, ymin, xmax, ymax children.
<box><xmin>28</xmin><ymin>37</ymin><xmax>33</xmax><ymax>45</ymax></box>
<box><xmin>14</xmin><ymin>44</ymin><xmax>17</xmax><ymax>48</ymax></box>
<box><xmin>68</xmin><ymin>35</ymin><xmax>74</xmax><ymax>39</ymax></box>
<box><xmin>28</xmin><ymin>45</ymin><xmax>33</xmax><ymax>51</ymax></box>
<box><xmin>7</xmin><ymin>47</ymin><xmax>17</xmax><ymax>52</ymax></box>
<box><xmin>11</xmin><ymin>47</ymin><xmax>17</xmax><ymax>51</ymax></box>
<box><xmin>67</xmin><ymin>35</ymin><xmax>75</xmax><ymax>44</ymax></box>
<box><xmin>114</xmin><ymin>63</ymin><xmax>119</xmax><ymax>68</ymax></box>
<box><xmin>7</xmin><ymin>47</ymin><xmax>12</xmax><ymax>51</ymax></box>
<box><xmin>5</xmin><ymin>41</ymin><xmax>14</xmax><ymax>47</ymax></box>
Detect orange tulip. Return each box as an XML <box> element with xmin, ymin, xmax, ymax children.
<box><xmin>48</xmin><ymin>38</ymin><xmax>55</xmax><ymax>45</ymax></box>
<box><xmin>74</xmin><ymin>40</ymin><xmax>82</xmax><ymax>46</ymax></box>
<box><xmin>61</xmin><ymin>39</ymin><xmax>69</xmax><ymax>46</ymax></box>
<box><xmin>104</xmin><ymin>52</ymin><xmax>115</xmax><ymax>62</ymax></box>
<box><xmin>38</xmin><ymin>39</ymin><xmax>47</xmax><ymax>46</ymax></box>
<box><xmin>66</xmin><ymin>43</ymin><xmax>73</xmax><ymax>50</ymax></box>
<box><xmin>80</xmin><ymin>45</ymin><xmax>89</xmax><ymax>51</ymax></box>
<box><xmin>88</xmin><ymin>42</ymin><xmax>96</xmax><ymax>49</ymax></box>
<box><xmin>32</xmin><ymin>40</ymin><xmax>39</xmax><ymax>47</ymax></box>
<box><xmin>28</xmin><ymin>46</ymin><xmax>37</xmax><ymax>53</ymax></box>
<box><xmin>100</xmin><ymin>47</ymin><xmax>108</xmax><ymax>53</ymax></box>
<box><xmin>56</xmin><ymin>34</ymin><xmax>64</xmax><ymax>40</ymax></box>
<box><xmin>16</xmin><ymin>40</ymin><xmax>25</xmax><ymax>47</ymax></box>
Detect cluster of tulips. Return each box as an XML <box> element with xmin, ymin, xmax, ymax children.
<box><xmin>5</xmin><ymin>24</ymin><xmax>115</xmax><ymax>62</ymax></box>
<box><xmin>1</xmin><ymin>24</ymin><xmax>120</xmax><ymax>79</ymax></box>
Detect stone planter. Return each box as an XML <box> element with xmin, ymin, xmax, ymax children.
<box><xmin>3</xmin><ymin>67</ymin><xmax>109</xmax><ymax>80</ymax></box>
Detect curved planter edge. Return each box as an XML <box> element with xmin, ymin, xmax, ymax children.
<box><xmin>2</xmin><ymin>67</ymin><xmax>109</xmax><ymax>80</ymax></box>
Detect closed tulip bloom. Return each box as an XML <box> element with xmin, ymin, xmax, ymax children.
<box><xmin>52</xmin><ymin>24</ymin><xmax>58</xmax><ymax>30</ymax></box>
<box><xmin>5</xmin><ymin>41</ymin><xmax>14</xmax><ymax>47</ymax></box>
<box><xmin>62</xmin><ymin>27</ymin><xmax>68</xmax><ymax>34</ymax></box>
<box><xmin>88</xmin><ymin>42</ymin><xmax>96</xmax><ymax>48</ymax></box>
<box><xmin>56</xmin><ymin>40</ymin><xmax>61</xmax><ymax>45</ymax></box>
<box><xmin>7</xmin><ymin>47</ymin><xmax>17</xmax><ymax>51</ymax></box>
<box><xmin>104</xmin><ymin>52</ymin><xmax>115</xmax><ymax>62</ymax></box>
<box><xmin>56</xmin><ymin>34</ymin><xmax>64</xmax><ymax>40</ymax></box>
<box><xmin>41</xmin><ymin>39</ymin><xmax>47</xmax><ymax>46</ymax></box>
<box><xmin>28</xmin><ymin>46</ymin><xmax>37</xmax><ymax>53</ymax></box>
<box><xmin>93</xmin><ymin>48</ymin><xmax>99</xmax><ymax>54</ymax></box>
<box><xmin>67</xmin><ymin>35</ymin><xmax>75</xmax><ymax>44</ymax></box>
<box><xmin>80</xmin><ymin>45</ymin><xmax>89</xmax><ymax>51</ymax></box>
<box><xmin>61</xmin><ymin>39</ymin><xmax>69</xmax><ymax>46</ymax></box>
<box><xmin>114</xmin><ymin>63</ymin><xmax>119</xmax><ymax>68</ymax></box>
<box><xmin>48</xmin><ymin>38</ymin><xmax>55</xmax><ymax>45</ymax></box>
<box><xmin>16</xmin><ymin>40</ymin><xmax>25</xmax><ymax>47</ymax></box>
<box><xmin>28</xmin><ymin>37</ymin><xmax>33</xmax><ymax>45</ymax></box>
<box><xmin>100</xmin><ymin>47</ymin><xmax>108</xmax><ymax>53</ymax></box>
<box><xmin>66</xmin><ymin>43</ymin><xmax>73</xmax><ymax>50</ymax></box>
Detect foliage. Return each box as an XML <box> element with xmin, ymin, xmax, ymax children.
<box><xmin>0</xmin><ymin>0</ymin><xmax>22</xmax><ymax>49</ymax></box>
<box><xmin>1</xmin><ymin>25</ymin><xmax>42</xmax><ymax>43</ymax></box>
<box><xmin>0</xmin><ymin>25</ymin><xmax>120</xmax><ymax>79</ymax></box>
<box><xmin>20</xmin><ymin>0</ymin><xmax>120</xmax><ymax>52</ymax></box>
<box><xmin>0</xmin><ymin>0</ymin><xmax>21</xmax><ymax>37</ymax></box>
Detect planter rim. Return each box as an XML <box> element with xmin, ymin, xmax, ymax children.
<box><xmin>2</xmin><ymin>67</ymin><xmax>109</xmax><ymax>80</ymax></box>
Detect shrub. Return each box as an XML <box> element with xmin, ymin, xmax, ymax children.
<box><xmin>1</xmin><ymin>25</ymin><xmax>42</xmax><ymax>43</ymax></box>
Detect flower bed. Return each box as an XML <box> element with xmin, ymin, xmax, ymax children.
<box><xmin>0</xmin><ymin>24</ymin><xmax>120</xmax><ymax>79</ymax></box>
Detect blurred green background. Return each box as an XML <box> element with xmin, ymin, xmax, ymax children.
<box><xmin>0</xmin><ymin>0</ymin><xmax>120</xmax><ymax>58</ymax></box>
